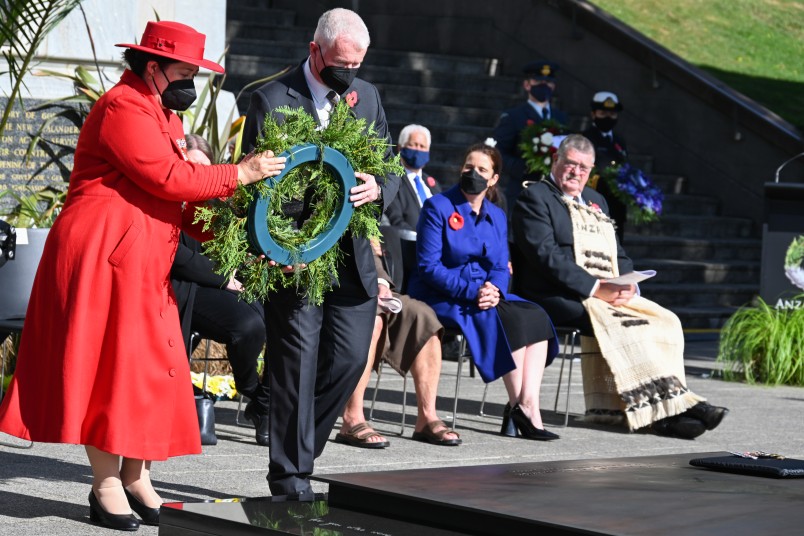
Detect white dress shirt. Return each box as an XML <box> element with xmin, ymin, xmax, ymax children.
<box><xmin>405</xmin><ymin>168</ymin><xmax>432</xmax><ymax>207</ymax></box>
<box><xmin>302</xmin><ymin>58</ymin><xmax>337</xmax><ymax>127</ymax></box>
<box><xmin>528</xmin><ymin>100</ymin><xmax>552</xmax><ymax>120</ymax></box>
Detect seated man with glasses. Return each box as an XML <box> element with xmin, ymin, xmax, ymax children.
<box><xmin>509</xmin><ymin>134</ymin><xmax>728</xmax><ymax>440</ymax></box>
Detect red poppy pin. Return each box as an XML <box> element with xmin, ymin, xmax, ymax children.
<box><xmin>426</xmin><ymin>176</ymin><xmax>436</xmax><ymax>188</ymax></box>
<box><xmin>526</xmin><ymin>119</ymin><xmax>535</xmax><ymax>126</ymax></box>
<box><xmin>345</xmin><ymin>91</ymin><xmax>359</xmax><ymax>108</ymax></box>
<box><xmin>589</xmin><ymin>202</ymin><xmax>602</xmax><ymax>212</ymax></box>
<box><xmin>448</xmin><ymin>212</ymin><xmax>464</xmax><ymax>230</ymax></box>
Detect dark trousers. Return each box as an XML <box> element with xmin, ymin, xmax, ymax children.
<box><xmin>264</xmin><ymin>273</ymin><xmax>376</xmax><ymax>497</ymax></box>
<box><xmin>536</xmin><ymin>295</ymin><xmax>595</xmax><ymax>336</ymax></box>
<box><xmin>191</xmin><ymin>287</ymin><xmax>268</xmax><ymax>409</ymax></box>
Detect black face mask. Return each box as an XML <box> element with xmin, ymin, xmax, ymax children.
<box><xmin>317</xmin><ymin>46</ymin><xmax>358</xmax><ymax>95</ymax></box>
<box><xmin>158</xmin><ymin>67</ymin><xmax>196</xmax><ymax>111</ymax></box>
<box><xmin>593</xmin><ymin>116</ymin><xmax>618</xmax><ymax>132</ymax></box>
<box><xmin>459</xmin><ymin>168</ymin><xmax>489</xmax><ymax>195</ymax></box>
<box><xmin>529</xmin><ymin>83</ymin><xmax>553</xmax><ymax>103</ymax></box>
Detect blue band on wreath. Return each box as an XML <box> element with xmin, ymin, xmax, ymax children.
<box><xmin>247</xmin><ymin>143</ymin><xmax>356</xmax><ymax>265</ymax></box>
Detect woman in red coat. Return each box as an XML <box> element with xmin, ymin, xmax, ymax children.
<box><xmin>0</xmin><ymin>21</ymin><xmax>285</xmax><ymax>531</ymax></box>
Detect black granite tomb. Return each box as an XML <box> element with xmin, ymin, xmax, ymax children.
<box><xmin>160</xmin><ymin>452</ymin><xmax>804</xmax><ymax>535</ymax></box>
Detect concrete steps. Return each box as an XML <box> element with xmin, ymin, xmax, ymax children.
<box><xmin>628</xmin><ymin>214</ymin><xmax>755</xmax><ymax>239</ymax></box>
<box><xmin>640</xmin><ymin>282</ymin><xmax>757</xmax><ymax>308</ymax></box>
<box><xmin>636</xmin><ymin>258</ymin><xmax>761</xmax><ymax>285</ymax></box>
<box><xmin>623</xmin><ymin>236</ymin><xmax>762</xmax><ymax>262</ymax></box>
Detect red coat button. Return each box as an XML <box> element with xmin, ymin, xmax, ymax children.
<box><xmin>169</xmin><ymin>369</ymin><xmax>176</xmax><ymax>377</ymax></box>
<box><xmin>168</xmin><ymin>339</ymin><xmax>175</xmax><ymax>347</ymax></box>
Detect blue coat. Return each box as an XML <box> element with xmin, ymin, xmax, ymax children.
<box><xmin>407</xmin><ymin>185</ymin><xmax>558</xmax><ymax>382</ymax></box>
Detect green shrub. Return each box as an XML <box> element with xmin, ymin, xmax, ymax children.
<box><xmin>717</xmin><ymin>295</ymin><xmax>804</xmax><ymax>386</ymax></box>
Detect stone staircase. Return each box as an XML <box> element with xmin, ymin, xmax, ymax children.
<box><xmin>222</xmin><ymin>0</ymin><xmax>760</xmax><ymax>330</ymax></box>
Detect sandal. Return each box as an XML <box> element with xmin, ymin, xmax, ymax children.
<box><xmin>334</xmin><ymin>422</ymin><xmax>390</xmax><ymax>449</ymax></box>
<box><xmin>411</xmin><ymin>420</ymin><xmax>462</xmax><ymax>446</ymax></box>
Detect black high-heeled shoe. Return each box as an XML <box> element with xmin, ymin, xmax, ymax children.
<box><xmin>124</xmin><ymin>488</ymin><xmax>160</xmax><ymax>526</ymax></box>
<box><xmin>88</xmin><ymin>490</ymin><xmax>140</xmax><ymax>531</ymax></box>
<box><xmin>500</xmin><ymin>402</ymin><xmax>517</xmax><ymax>437</ymax></box>
<box><xmin>509</xmin><ymin>404</ymin><xmax>560</xmax><ymax>441</ymax></box>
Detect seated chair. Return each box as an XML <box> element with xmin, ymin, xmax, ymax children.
<box><xmin>0</xmin><ymin>224</ymin><xmax>49</xmax><ymax>449</ymax></box>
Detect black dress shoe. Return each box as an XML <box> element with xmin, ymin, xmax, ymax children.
<box><xmin>509</xmin><ymin>404</ymin><xmax>559</xmax><ymax>441</ymax></box>
<box><xmin>244</xmin><ymin>400</ymin><xmax>270</xmax><ymax>447</ymax></box>
<box><xmin>124</xmin><ymin>488</ymin><xmax>160</xmax><ymax>526</ymax></box>
<box><xmin>500</xmin><ymin>403</ymin><xmax>517</xmax><ymax>437</ymax></box>
<box><xmin>88</xmin><ymin>490</ymin><xmax>140</xmax><ymax>531</ymax></box>
<box><xmin>686</xmin><ymin>402</ymin><xmax>729</xmax><ymax>431</ymax></box>
<box><xmin>652</xmin><ymin>415</ymin><xmax>706</xmax><ymax>440</ymax></box>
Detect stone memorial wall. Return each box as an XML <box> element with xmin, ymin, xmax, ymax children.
<box><xmin>0</xmin><ymin>98</ymin><xmax>78</xmax><ymax>212</ymax></box>
<box><xmin>0</xmin><ymin>0</ymin><xmax>226</xmax><ymax>217</ymax></box>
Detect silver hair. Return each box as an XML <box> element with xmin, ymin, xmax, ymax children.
<box><xmin>556</xmin><ymin>134</ymin><xmax>595</xmax><ymax>162</ymax></box>
<box><xmin>398</xmin><ymin>124</ymin><xmax>432</xmax><ymax>148</ymax></box>
<box><xmin>313</xmin><ymin>8</ymin><xmax>370</xmax><ymax>50</ymax></box>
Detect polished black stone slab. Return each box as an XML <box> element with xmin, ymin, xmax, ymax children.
<box><xmin>315</xmin><ymin>452</ymin><xmax>804</xmax><ymax>536</ymax></box>
<box><xmin>159</xmin><ymin>493</ymin><xmax>465</xmax><ymax>535</ymax></box>
<box><xmin>159</xmin><ymin>453</ymin><xmax>804</xmax><ymax>535</ymax></box>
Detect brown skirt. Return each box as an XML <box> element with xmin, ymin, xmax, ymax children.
<box><xmin>376</xmin><ymin>293</ymin><xmax>443</xmax><ymax>375</ymax></box>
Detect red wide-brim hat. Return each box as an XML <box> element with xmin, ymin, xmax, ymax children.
<box><xmin>116</xmin><ymin>20</ymin><xmax>224</xmax><ymax>74</ymax></box>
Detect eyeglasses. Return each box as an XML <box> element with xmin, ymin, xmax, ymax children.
<box><xmin>560</xmin><ymin>158</ymin><xmax>593</xmax><ymax>174</ymax></box>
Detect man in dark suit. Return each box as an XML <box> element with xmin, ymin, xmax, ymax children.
<box><xmin>510</xmin><ymin>134</ymin><xmax>632</xmax><ymax>334</ymax></box>
<box><xmin>510</xmin><ymin>134</ymin><xmax>728</xmax><ymax>439</ymax></box>
<box><xmin>582</xmin><ymin>91</ymin><xmax>628</xmax><ymax>238</ymax></box>
<box><xmin>492</xmin><ymin>60</ymin><xmax>569</xmax><ymax>209</ymax></box>
<box><xmin>242</xmin><ymin>7</ymin><xmax>399</xmax><ymax>499</ymax></box>
<box><xmin>384</xmin><ymin>124</ymin><xmax>440</xmax><ymax>232</ymax></box>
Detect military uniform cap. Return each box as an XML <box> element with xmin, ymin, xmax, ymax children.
<box><xmin>523</xmin><ymin>60</ymin><xmax>559</xmax><ymax>81</ymax></box>
<box><xmin>591</xmin><ymin>91</ymin><xmax>623</xmax><ymax>111</ymax></box>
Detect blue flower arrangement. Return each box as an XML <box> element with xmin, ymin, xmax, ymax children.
<box><xmin>600</xmin><ymin>163</ymin><xmax>663</xmax><ymax>224</ymax></box>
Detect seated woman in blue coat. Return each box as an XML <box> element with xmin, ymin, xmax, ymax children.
<box><xmin>407</xmin><ymin>142</ymin><xmax>560</xmax><ymax>440</ymax></box>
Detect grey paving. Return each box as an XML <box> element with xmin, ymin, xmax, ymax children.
<box><xmin>1</xmin><ymin>337</ymin><xmax>802</xmax><ymax>535</ymax></box>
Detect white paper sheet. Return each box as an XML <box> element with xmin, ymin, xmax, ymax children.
<box><xmin>605</xmin><ymin>270</ymin><xmax>656</xmax><ymax>285</ymax></box>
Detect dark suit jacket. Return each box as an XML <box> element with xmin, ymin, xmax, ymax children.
<box><xmin>242</xmin><ymin>62</ymin><xmax>400</xmax><ymax>296</ymax></box>
<box><xmin>492</xmin><ymin>101</ymin><xmax>569</xmax><ymax>188</ymax></box>
<box><xmin>510</xmin><ymin>178</ymin><xmax>633</xmax><ymax>308</ymax></box>
<box><xmin>582</xmin><ymin>125</ymin><xmax>629</xmax><ymax>238</ymax></box>
<box><xmin>170</xmin><ymin>233</ymin><xmax>228</xmax><ymax>350</ymax></box>
<box><xmin>384</xmin><ymin>170</ymin><xmax>440</xmax><ymax>232</ymax></box>
<box><xmin>582</xmin><ymin>126</ymin><xmax>628</xmax><ymax>168</ymax></box>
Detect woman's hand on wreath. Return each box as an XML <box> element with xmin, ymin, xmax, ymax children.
<box><xmin>350</xmin><ymin>172</ymin><xmax>381</xmax><ymax>207</ymax></box>
<box><xmin>236</xmin><ymin>150</ymin><xmax>287</xmax><ymax>186</ymax></box>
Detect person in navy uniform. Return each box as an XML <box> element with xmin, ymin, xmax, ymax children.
<box><xmin>582</xmin><ymin>91</ymin><xmax>628</xmax><ymax>238</ymax></box>
<box><xmin>491</xmin><ymin>60</ymin><xmax>568</xmax><ymax>209</ymax></box>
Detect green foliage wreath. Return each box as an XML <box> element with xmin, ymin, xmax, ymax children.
<box><xmin>195</xmin><ymin>101</ymin><xmax>403</xmax><ymax>305</ymax></box>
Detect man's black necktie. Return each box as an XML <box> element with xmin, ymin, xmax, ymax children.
<box><xmin>542</xmin><ymin>107</ymin><xmax>550</xmax><ymax>120</ymax></box>
<box><xmin>326</xmin><ymin>90</ymin><xmax>339</xmax><ymax>108</ymax></box>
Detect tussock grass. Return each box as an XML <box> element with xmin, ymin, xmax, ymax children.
<box><xmin>717</xmin><ymin>295</ymin><xmax>804</xmax><ymax>386</ymax></box>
